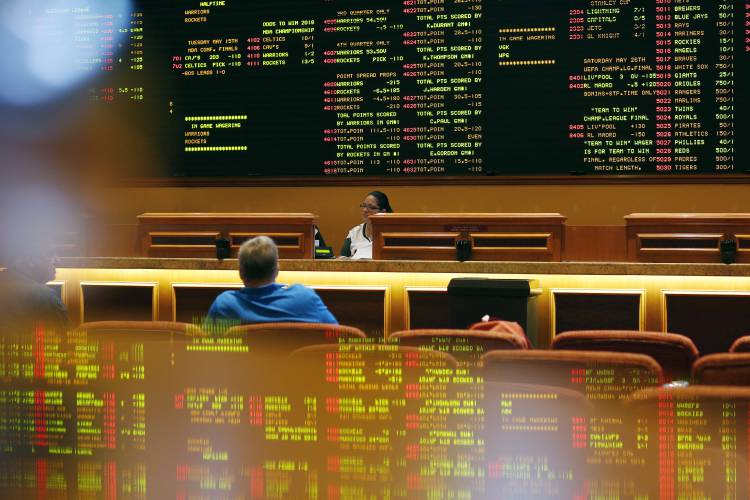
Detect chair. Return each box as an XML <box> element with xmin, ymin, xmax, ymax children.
<box><xmin>288</xmin><ymin>343</ymin><xmax>463</xmax><ymax>495</ymax></box>
<box><xmin>389</xmin><ymin>329</ymin><xmax>527</xmax><ymax>365</ymax></box>
<box><xmin>74</xmin><ymin>321</ymin><xmax>192</xmax><ymax>388</ymax></box>
<box><xmin>77</xmin><ymin>320</ymin><xmax>195</xmax><ymax>334</ymax></box>
<box><xmin>290</xmin><ymin>342</ymin><xmax>458</xmax><ymax>368</ymax></box>
<box><xmin>624</xmin><ymin>385</ymin><xmax>750</xmax><ymax>497</ymax></box>
<box><xmin>288</xmin><ymin>343</ymin><xmax>459</xmax><ymax>400</ymax></box>
<box><xmin>224</xmin><ymin>322</ymin><xmax>367</xmax><ymax>354</ymax></box>
<box><xmin>76</xmin><ymin>320</ymin><xmax>195</xmax><ymax>345</ymax></box>
<box><xmin>481</xmin><ymin>350</ymin><xmax>664</xmax><ymax>400</ymax></box>
<box><xmin>729</xmin><ymin>335</ymin><xmax>750</xmax><ymax>353</ymax></box>
<box><xmin>481</xmin><ymin>350</ymin><xmax>664</xmax><ymax>495</ymax></box>
<box><xmin>482</xmin><ymin>381</ymin><xmax>593</xmax><ymax>498</ymax></box>
<box><xmin>692</xmin><ymin>353</ymin><xmax>750</xmax><ymax>385</ymax></box>
<box><xmin>551</xmin><ymin>330</ymin><xmax>699</xmax><ymax>381</ymax></box>
<box><xmin>468</xmin><ymin>320</ymin><xmax>532</xmax><ymax>348</ymax></box>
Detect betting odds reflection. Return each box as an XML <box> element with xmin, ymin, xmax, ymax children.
<box><xmin>1</xmin><ymin>325</ymin><xmax>749</xmax><ymax>499</ymax></box>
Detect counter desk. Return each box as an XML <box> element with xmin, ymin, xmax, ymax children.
<box><xmin>51</xmin><ymin>258</ymin><xmax>750</xmax><ymax>352</ymax></box>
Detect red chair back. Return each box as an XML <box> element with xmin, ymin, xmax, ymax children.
<box><xmin>729</xmin><ymin>335</ymin><xmax>750</xmax><ymax>353</ymax></box>
<box><xmin>390</xmin><ymin>329</ymin><xmax>526</xmax><ymax>365</ymax></box>
<box><xmin>551</xmin><ymin>330</ymin><xmax>699</xmax><ymax>381</ymax></box>
<box><xmin>692</xmin><ymin>353</ymin><xmax>750</xmax><ymax>386</ymax></box>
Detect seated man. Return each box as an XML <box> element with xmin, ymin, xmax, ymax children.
<box><xmin>0</xmin><ymin>196</ymin><xmax>70</xmax><ymax>335</ymax></box>
<box><xmin>0</xmin><ymin>247</ymin><xmax>69</xmax><ymax>335</ymax></box>
<box><xmin>205</xmin><ymin>236</ymin><xmax>337</xmax><ymax>324</ymax></box>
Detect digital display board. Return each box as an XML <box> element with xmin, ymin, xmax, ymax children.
<box><xmin>54</xmin><ymin>0</ymin><xmax>747</xmax><ymax>178</ymax></box>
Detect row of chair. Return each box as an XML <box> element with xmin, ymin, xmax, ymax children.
<box><xmin>70</xmin><ymin>320</ymin><xmax>750</xmax><ymax>388</ymax></box>
<box><xmin>48</xmin><ymin>320</ymin><xmax>750</xmax><ymax>498</ymax></box>
<box><xmin>399</xmin><ymin>323</ymin><xmax>750</xmax><ymax>385</ymax></box>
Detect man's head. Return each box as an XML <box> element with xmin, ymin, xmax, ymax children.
<box><xmin>238</xmin><ymin>236</ymin><xmax>279</xmax><ymax>287</ymax></box>
<box><xmin>1</xmin><ymin>237</ymin><xmax>58</xmax><ymax>285</ymax></box>
<box><xmin>14</xmin><ymin>250</ymin><xmax>58</xmax><ymax>285</ymax></box>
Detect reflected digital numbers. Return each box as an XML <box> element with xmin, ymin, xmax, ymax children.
<box><xmin>2</xmin><ymin>330</ymin><xmax>750</xmax><ymax>497</ymax></box>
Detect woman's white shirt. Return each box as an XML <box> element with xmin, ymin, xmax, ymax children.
<box><xmin>346</xmin><ymin>223</ymin><xmax>372</xmax><ymax>259</ymax></box>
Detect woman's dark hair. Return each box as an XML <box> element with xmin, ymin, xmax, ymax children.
<box><xmin>368</xmin><ymin>191</ymin><xmax>393</xmax><ymax>213</ymax></box>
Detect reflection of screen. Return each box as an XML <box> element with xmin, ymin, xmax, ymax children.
<box><xmin>1</xmin><ymin>328</ymin><xmax>749</xmax><ymax>498</ymax></box>
<box><xmin>0</xmin><ymin>328</ymin><xmax>174</xmax><ymax>497</ymax></box>
<box><xmin>76</xmin><ymin>0</ymin><xmax>749</xmax><ymax>177</ymax></box>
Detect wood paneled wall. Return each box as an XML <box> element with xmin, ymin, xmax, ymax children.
<box><xmin>78</xmin><ymin>184</ymin><xmax>750</xmax><ymax>259</ymax></box>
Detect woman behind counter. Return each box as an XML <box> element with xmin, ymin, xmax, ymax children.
<box><xmin>340</xmin><ymin>191</ymin><xmax>393</xmax><ymax>259</ymax></box>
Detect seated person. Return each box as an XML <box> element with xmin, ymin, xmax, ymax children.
<box><xmin>340</xmin><ymin>190</ymin><xmax>393</xmax><ymax>259</ymax></box>
<box><xmin>0</xmin><ymin>246</ymin><xmax>68</xmax><ymax>335</ymax></box>
<box><xmin>0</xmin><ymin>195</ymin><xmax>77</xmax><ymax>336</ymax></box>
<box><xmin>206</xmin><ymin>236</ymin><xmax>337</xmax><ymax>324</ymax></box>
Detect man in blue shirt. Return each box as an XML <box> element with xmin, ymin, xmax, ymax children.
<box><xmin>0</xmin><ymin>247</ymin><xmax>68</xmax><ymax>335</ymax></box>
<box><xmin>205</xmin><ymin>236</ymin><xmax>337</xmax><ymax>325</ymax></box>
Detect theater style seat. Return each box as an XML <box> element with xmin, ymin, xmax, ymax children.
<box><xmin>77</xmin><ymin>320</ymin><xmax>196</xmax><ymax>334</ymax></box>
<box><xmin>287</xmin><ymin>343</ymin><xmax>463</xmax><ymax>493</ymax></box>
<box><xmin>389</xmin><ymin>329</ymin><xmax>527</xmax><ymax>365</ymax></box>
<box><xmin>288</xmin><ymin>343</ymin><xmax>460</xmax><ymax>415</ymax></box>
<box><xmin>626</xmin><ymin>385</ymin><xmax>750</xmax><ymax>410</ymax></box>
<box><xmin>551</xmin><ymin>330</ymin><xmax>699</xmax><ymax>382</ymax></box>
<box><xmin>224</xmin><ymin>322</ymin><xmax>367</xmax><ymax>353</ymax></box>
<box><xmin>75</xmin><ymin>321</ymin><xmax>192</xmax><ymax>375</ymax></box>
<box><xmin>481</xmin><ymin>350</ymin><xmax>664</xmax><ymax>400</ymax></box>
<box><xmin>729</xmin><ymin>335</ymin><xmax>750</xmax><ymax>353</ymax></box>
<box><xmin>288</xmin><ymin>342</ymin><xmax>460</xmax><ymax>412</ymax></box>
<box><xmin>625</xmin><ymin>385</ymin><xmax>750</xmax><ymax>497</ymax></box>
<box><xmin>482</xmin><ymin>381</ymin><xmax>593</xmax><ymax>498</ymax></box>
<box><xmin>290</xmin><ymin>342</ymin><xmax>457</xmax><ymax>366</ymax></box>
<box><xmin>692</xmin><ymin>353</ymin><xmax>750</xmax><ymax>386</ymax></box>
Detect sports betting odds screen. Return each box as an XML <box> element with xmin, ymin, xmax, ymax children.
<box><xmin>72</xmin><ymin>0</ymin><xmax>749</xmax><ymax>177</ymax></box>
